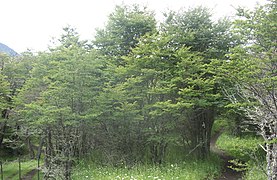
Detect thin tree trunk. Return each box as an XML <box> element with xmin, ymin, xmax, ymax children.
<box><xmin>271</xmin><ymin>142</ymin><xmax>277</xmax><ymax>180</ymax></box>
<box><xmin>0</xmin><ymin>121</ymin><xmax>7</xmax><ymax>148</ymax></box>
<box><xmin>265</xmin><ymin>129</ymin><xmax>277</xmax><ymax>180</ymax></box>
<box><xmin>25</xmin><ymin>135</ymin><xmax>35</xmax><ymax>159</ymax></box>
<box><xmin>37</xmin><ymin>135</ymin><xmax>45</xmax><ymax>159</ymax></box>
<box><xmin>44</xmin><ymin>127</ymin><xmax>54</xmax><ymax>180</ymax></box>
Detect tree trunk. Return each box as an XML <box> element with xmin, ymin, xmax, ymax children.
<box><xmin>265</xmin><ymin>123</ymin><xmax>277</xmax><ymax>180</ymax></box>
<box><xmin>271</xmin><ymin>142</ymin><xmax>277</xmax><ymax>180</ymax></box>
<box><xmin>150</xmin><ymin>141</ymin><xmax>167</xmax><ymax>164</ymax></box>
<box><xmin>0</xmin><ymin>109</ymin><xmax>10</xmax><ymax>148</ymax></box>
<box><xmin>37</xmin><ymin>135</ymin><xmax>45</xmax><ymax>159</ymax></box>
<box><xmin>0</xmin><ymin>121</ymin><xmax>7</xmax><ymax>148</ymax></box>
<box><xmin>25</xmin><ymin>136</ymin><xmax>35</xmax><ymax>159</ymax></box>
<box><xmin>188</xmin><ymin>108</ymin><xmax>215</xmax><ymax>159</ymax></box>
<box><xmin>44</xmin><ymin>127</ymin><xmax>54</xmax><ymax>180</ymax></box>
<box><xmin>266</xmin><ymin>142</ymin><xmax>277</xmax><ymax>180</ymax></box>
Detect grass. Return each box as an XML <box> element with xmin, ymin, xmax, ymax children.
<box><xmin>0</xmin><ymin>159</ymin><xmax>38</xmax><ymax>180</ymax></box>
<box><xmin>216</xmin><ymin>132</ymin><xmax>264</xmax><ymax>161</ymax></box>
<box><xmin>216</xmin><ymin>132</ymin><xmax>267</xmax><ymax>180</ymax></box>
<box><xmin>72</xmin><ymin>154</ymin><xmax>222</xmax><ymax>180</ymax></box>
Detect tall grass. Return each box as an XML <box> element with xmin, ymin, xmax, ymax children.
<box><xmin>72</xmin><ymin>154</ymin><xmax>222</xmax><ymax>180</ymax></box>
<box><xmin>216</xmin><ymin>132</ymin><xmax>267</xmax><ymax>180</ymax></box>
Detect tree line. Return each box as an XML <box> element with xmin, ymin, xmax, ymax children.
<box><xmin>0</xmin><ymin>1</ymin><xmax>276</xmax><ymax>179</ymax></box>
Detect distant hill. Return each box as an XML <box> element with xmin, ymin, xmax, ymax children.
<box><xmin>0</xmin><ymin>42</ymin><xmax>18</xmax><ymax>56</ymax></box>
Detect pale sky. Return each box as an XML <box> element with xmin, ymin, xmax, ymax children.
<box><xmin>0</xmin><ymin>0</ymin><xmax>265</xmax><ymax>53</ymax></box>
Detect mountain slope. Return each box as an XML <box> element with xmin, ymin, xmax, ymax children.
<box><xmin>0</xmin><ymin>42</ymin><xmax>18</xmax><ymax>56</ymax></box>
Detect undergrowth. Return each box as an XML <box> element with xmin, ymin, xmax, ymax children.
<box><xmin>216</xmin><ymin>132</ymin><xmax>267</xmax><ymax>180</ymax></box>
<box><xmin>72</xmin><ymin>154</ymin><xmax>222</xmax><ymax>180</ymax></box>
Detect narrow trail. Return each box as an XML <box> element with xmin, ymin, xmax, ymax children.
<box><xmin>21</xmin><ymin>169</ymin><xmax>37</xmax><ymax>180</ymax></box>
<box><xmin>210</xmin><ymin>131</ymin><xmax>243</xmax><ymax>180</ymax></box>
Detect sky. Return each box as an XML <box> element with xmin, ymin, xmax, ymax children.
<box><xmin>0</xmin><ymin>0</ymin><xmax>266</xmax><ymax>53</ymax></box>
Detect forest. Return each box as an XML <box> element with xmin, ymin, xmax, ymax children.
<box><xmin>0</xmin><ymin>1</ymin><xmax>276</xmax><ymax>180</ymax></box>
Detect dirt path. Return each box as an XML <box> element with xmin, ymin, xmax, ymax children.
<box><xmin>210</xmin><ymin>131</ymin><xmax>243</xmax><ymax>180</ymax></box>
<box><xmin>21</xmin><ymin>169</ymin><xmax>37</xmax><ymax>180</ymax></box>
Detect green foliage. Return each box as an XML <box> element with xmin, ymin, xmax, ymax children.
<box><xmin>162</xmin><ymin>7</ymin><xmax>239</xmax><ymax>59</ymax></box>
<box><xmin>0</xmin><ymin>53</ymin><xmax>11</xmax><ymax>116</ymax></box>
<box><xmin>223</xmin><ymin>1</ymin><xmax>277</xmax><ymax>119</ymax></box>
<box><xmin>94</xmin><ymin>4</ymin><xmax>156</xmax><ymax>59</ymax></box>
<box><xmin>0</xmin><ymin>52</ymin><xmax>36</xmax><ymax>156</ymax></box>
<box><xmin>18</xmin><ymin>27</ymin><xmax>105</xmax><ymax>126</ymax></box>
<box><xmin>0</xmin><ymin>74</ymin><xmax>10</xmax><ymax>116</ymax></box>
<box><xmin>216</xmin><ymin>132</ymin><xmax>264</xmax><ymax>162</ymax></box>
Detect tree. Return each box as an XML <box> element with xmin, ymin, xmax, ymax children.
<box><xmin>93</xmin><ymin>4</ymin><xmax>156</xmax><ymax>65</ymax></box>
<box><xmin>225</xmin><ymin>1</ymin><xmax>277</xmax><ymax>179</ymax></box>
<box><xmin>162</xmin><ymin>7</ymin><xmax>239</xmax><ymax>59</ymax></box>
<box><xmin>0</xmin><ymin>51</ymin><xmax>35</xmax><ymax>151</ymax></box>
<box><xmin>17</xmin><ymin>27</ymin><xmax>106</xmax><ymax>179</ymax></box>
<box><xmin>0</xmin><ymin>53</ymin><xmax>11</xmax><ymax>149</ymax></box>
<box><xmin>161</xmin><ymin>7</ymin><xmax>238</xmax><ymax>158</ymax></box>
<box><xmin>92</xmin><ymin>84</ymin><xmax>143</xmax><ymax>165</ymax></box>
<box><xmin>121</xmin><ymin>33</ymin><xmax>182</xmax><ymax>164</ymax></box>
<box><xmin>90</xmin><ymin>4</ymin><xmax>158</xmax><ymax>165</ymax></box>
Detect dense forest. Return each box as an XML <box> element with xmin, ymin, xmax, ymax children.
<box><xmin>0</xmin><ymin>1</ymin><xmax>276</xmax><ymax>180</ymax></box>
